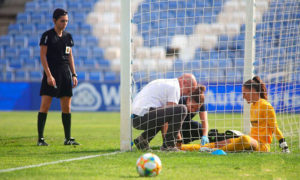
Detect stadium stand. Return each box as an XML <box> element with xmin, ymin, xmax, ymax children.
<box><xmin>0</xmin><ymin>0</ymin><xmax>299</xmax><ymax>83</ymax></box>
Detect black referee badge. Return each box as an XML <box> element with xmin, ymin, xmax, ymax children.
<box><xmin>65</xmin><ymin>46</ymin><xmax>71</xmax><ymax>54</ymax></box>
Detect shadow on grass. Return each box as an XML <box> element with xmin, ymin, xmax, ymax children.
<box><xmin>47</xmin><ymin>148</ymin><xmax>121</xmax><ymax>155</ymax></box>
<box><xmin>119</xmin><ymin>175</ymin><xmax>140</xmax><ymax>179</ymax></box>
<box><xmin>0</xmin><ymin>136</ymin><xmax>36</xmax><ymax>141</ymax></box>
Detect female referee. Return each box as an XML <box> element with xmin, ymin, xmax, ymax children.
<box><xmin>37</xmin><ymin>8</ymin><xmax>79</xmax><ymax>146</ymax></box>
<box><xmin>181</xmin><ymin>76</ymin><xmax>290</xmax><ymax>152</ymax></box>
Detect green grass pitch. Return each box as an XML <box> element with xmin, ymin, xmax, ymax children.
<box><xmin>0</xmin><ymin>112</ymin><xmax>299</xmax><ymax>179</ymax></box>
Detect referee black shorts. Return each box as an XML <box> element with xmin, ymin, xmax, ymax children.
<box><xmin>40</xmin><ymin>64</ymin><xmax>73</xmax><ymax>98</ymax></box>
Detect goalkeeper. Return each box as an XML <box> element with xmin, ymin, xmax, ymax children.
<box><xmin>181</xmin><ymin>76</ymin><xmax>290</xmax><ymax>153</ymax></box>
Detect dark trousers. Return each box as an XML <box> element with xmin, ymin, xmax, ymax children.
<box><xmin>181</xmin><ymin>120</ymin><xmax>203</xmax><ymax>144</ymax></box>
<box><xmin>132</xmin><ymin>104</ymin><xmax>187</xmax><ymax>147</ymax></box>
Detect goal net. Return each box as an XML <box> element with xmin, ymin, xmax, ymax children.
<box><xmin>124</xmin><ymin>0</ymin><xmax>299</xmax><ymax>152</ymax></box>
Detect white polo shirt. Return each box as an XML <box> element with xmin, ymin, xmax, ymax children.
<box><xmin>132</xmin><ymin>78</ymin><xmax>181</xmax><ymax>116</ymax></box>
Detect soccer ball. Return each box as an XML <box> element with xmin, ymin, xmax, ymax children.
<box><xmin>136</xmin><ymin>153</ymin><xmax>162</xmax><ymax>177</ymax></box>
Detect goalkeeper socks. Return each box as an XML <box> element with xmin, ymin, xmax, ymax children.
<box><xmin>37</xmin><ymin>112</ymin><xmax>47</xmax><ymax>139</ymax></box>
<box><xmin>62</xmin><ymin>113</ymin><xmax>71</xmax><ymax>140</ymax></box>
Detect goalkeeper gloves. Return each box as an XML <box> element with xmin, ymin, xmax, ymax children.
<box><xmin>279</xmin><ymin>138</ymin><xmax>290</xmax><ymax>153</ymax></box>
<box><xmin>201</xmin><ymin>136</ymin><xmax>209</xmax><ymax>145</ymax></box>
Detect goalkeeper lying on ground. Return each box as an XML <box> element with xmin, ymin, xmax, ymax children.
<box><xmin>181</xmin><ymin>76</ymin><xmax>290</xmax><ymax>153</ymax></box>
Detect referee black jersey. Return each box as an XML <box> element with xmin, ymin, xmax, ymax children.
<box><xmin>39</xmin><ymin>28</ymin><xmax>74</xmax><ymax>98</ymax></box>
<box><xmin>179</xmin><ymin>97</ymin><xmax>206</xmax><ymax>121</ymax></box>
<box><xmin>39</xmin><ymin>28</ymin><xmax>74</xmax><ymax>68</ymax></box>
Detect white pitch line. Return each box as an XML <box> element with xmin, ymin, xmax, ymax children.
<box><xmin>0</xmin><ymin>151</ymin><xmax>123</xmax><ymax>173</ymax></box>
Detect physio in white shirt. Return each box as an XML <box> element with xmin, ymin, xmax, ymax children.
<box><xmin>132</xmin><ymin>73</ymin><xmax>197</xmax><ymax>151</ymax></box>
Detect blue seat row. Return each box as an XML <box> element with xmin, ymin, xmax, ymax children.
<box><xmin>0</xmin><ymin>46</ymin><xmax>105</xmax><ymax>63</ymax></box>
<box><xmin>25</xmin><ymin>0</ymin><xmax>97</xmax><ymax>14</ymax></box>
<box><xmin>8</xmin><ymin>22</ymin><xmax>92</xmax><ymax>36</ymax></box>
<box><xmin>0</xmin><ymin>33</ymin><xmax>97</xmax><ymax>49</ymax></box>
<box><xmin>17</xmin><ymin>11</ymin><xmax>88</xmax><ymax>25</ymax></box>
<box><xmin>0</xmin><ymin>70</ymin><xmax>120</xmax><ymax>82</ymax></box>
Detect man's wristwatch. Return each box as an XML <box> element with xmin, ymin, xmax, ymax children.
<box><xmin>72</xmin><ymin>73</ymin><xmax>77</xmax><ymax>78</ymax></box>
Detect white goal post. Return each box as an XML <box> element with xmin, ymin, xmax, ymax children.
<box><xmin>120</xmin><ymin>0</ymin><xmax>132</xmax><ymax>151</ymax></box>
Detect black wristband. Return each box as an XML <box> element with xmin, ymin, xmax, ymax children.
<box><xmin>72</xmin><ymin>73</ymin><xmax>77</xmax><ymax>77</ymax></box>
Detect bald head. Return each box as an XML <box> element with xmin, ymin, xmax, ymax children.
<box><xmin>178</xmin><ymin>73</ymin><xmax>197</xmax><ymax>96</ymax></box>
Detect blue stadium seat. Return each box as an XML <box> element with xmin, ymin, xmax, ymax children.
<box><xmin>36</xmin><ymin>24</ymin><xmax>49</xmax><ymax>35</ymax></box>
<box><xmin>14</xmin><ymin>35</ymin><xmax>28</xmax><ymax>48</ymax></box>
<box><xmin>165</xmin><ymin>72</ymin><xmax>175</xmax><ymax>79</ymax></box>
<box><xmin>92</xmin><ymin>47</ymin><xmax>104</xmax><ymax>59</ymax></box>
<box><xmin>168</xmin><ymin>1</ymin><xmax>177</xmax><ymax>9</ymax></box>
<box><xmin>0</xmin><ymin>59</ymin><xmax>7</xmax><ymax>69</ymax></box>
<box><xmin>28</xmin><ymin>36</ymin><xmax>40</xmax><ymax>47</ymax></box>
<box><xmin>149</xmin><ymin>72</ymin><xmax>164</xmax><ymax>81</ymax></box>
<box><xmin>8</xmin><ymin>59</ymin><xmax>23</xmax><ymax>69</ymax></box>
<box><xmin>31</xmin><ymin>13</ymin><xmax>45</xmax><ymax>24</ymax></box>
<box><xmin>77</xmin><ymin>47</ymin><xmax>90</xmax><ymax>58</ymax></box>
<box><xmin>25</xmin><ymin>1</ymin><xmax>39</xmax><ymax>13</ymax></box>
<box><xmin>4</xmin><ymin>71</ymin><xmax>14</xmax><ymax>81</ymax></box>
<box><xmin>133</xmin><ymin>71</ymin><xmax>147</xmax><ymax>80</ymax></box>
<box><xmin>185</xmin><ymin>61</ymin><xmax>201</xmax><ymax>71</ymax></box>
<box><xmin>82</xmin><ymin>59</ymin><xmax>97</xmax><ymax>69</ymax></box>
<box><xmin>33</xmin><ymin>46</ymin><xmax>40</xmax><ymax>59</ymax></box>
<box><xmin>76</xmin><ymin>71</ymin><xmax>86</xmax><ymax>81</ymax></box>
<box><xmin>104</xmin><ymin>71</ymin><xmax>119</xmax><ymax>82</ymax></box>
<box><xmin>8</xmin><ymin>24</ymin><xmax>22</xmax><ymax>35</ymax></box>
<box><xmin>39</xmin><ymin>2</ymin><xmax>53</xmax><ymax>13</ymax></box>
<box><xmin>85</xmin><ymin>36</ymin><xmax>98</xmax><ymax>47</ymax></box>
<box><xmin>0</xmin><ymin>48</ymin><xmax>4</xmax><ymax>59</ymax></box>
<box><xmin>89</xmin><ymin>71</ymin><xmax>102</xmax><ymax>81</ymax></box>
<box><xmin>53</xmin><ymin>2</ymin><xmax>67</xmax><ymax>10</ymax></box>
<box><xmin>233</xmin><ymin>58</ymin><xmax>244</xmax><ymax>68</ymax></box>
<box><xmin>82</xmin><ymin>2</ymin><xmax>94</xmax><ymax>12</ymax></box>
<box><xmin>16</xmin><ymin>13</ymin><xmax>31</xmax><ymax>24</ymax></box>
<box><xmin>72</xmin><ymin>13</ymin><xmax>86</xmax><ymax>24</ymax></box>
<box><xmin>23</xmin><ymin>58</ymin><xmax>38</xmax><ymax>70</ymax></box>
<box><xmin>15</xmin><ymin>70</ymin><xmax>27</xmax><ymax>81</ymax></box>
<box><xmin>66</xmin><ymin>24</ymin><xmax>78</xmax><ymax>35</ymax></box>
<box><xmin>0</xmin><ymin>35</ymin><xmax>13</xmax><ymax>47</ymax></box>
<box><xmin>29</xmin><ymin>71</ymin><xmax>42</xmax><ymax>81</ymax></box>
<box><xmin>72</xmin><ymin>35</ymin><xmax>85</xmax><ymax>46</ymax></box>
<box><xmin>80</xmin><ymin>24</ymin><xmax>92</xmax><ymax>35</ymax></box>
<box><xmin>173</xmin><ymin>60</ymin><xmax>184</xmax><ymax>71</ymax></box>
<box><xmin>5</xmin><ymin>48</ymin><xmax>18</xmax><ymax>59</ymax></box>
<box><xmin>97</xmin><ymin>59</ymin><xmax>110</xmax><ymax>69</ymax></box>
<box><xmin>19</xmin><ymin>48</ymin><xmax>32</xmax><ymax>59</ymax></box>
<box><xmin>67</xmin><ymin>2</ymin><xmax>81</xmax><ymax>12</ymax></box>
<box><xmin>201</xmin><ymin>60</ymin><xmax>209</xmax><ymax>69</ymax></box>
<box><xmin>22</xmin><ymin>24</ymin><xmax>36</xmax><ymax>35</ymax></box>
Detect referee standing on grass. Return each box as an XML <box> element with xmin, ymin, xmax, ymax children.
<box><xmin>37</xmin><ymin>8</ymin><xmax>79</xmax><ymax>146</ymax></box>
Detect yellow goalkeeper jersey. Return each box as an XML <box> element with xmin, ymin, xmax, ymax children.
<box><xmin>250</xmin><ymin>98</ymin><xmax>284</xmax><ymax>144</ymax></box>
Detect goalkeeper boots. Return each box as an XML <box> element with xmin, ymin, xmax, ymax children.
<box><xmin>134</xmin><ymin>136</ymin><xmax>150</xmax><ymax>150</ymax></box>
<box><xmin>37</xmin><ymin>138</ymin><xmax>48</xmax><ymax>146</ymax></box>
<box><xmin>64</xmin><ymin>138</ymin><xmax>80</xmax><ymax>145</ymax></box>
<box><xmin>160</xmin><ymin>146</ymin><xmax>180</xmax><ymax>151</ymax></box>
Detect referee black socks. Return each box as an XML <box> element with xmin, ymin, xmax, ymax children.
<box><xmin>62</xmin><ymin>113</ymin><xmax>71</xmax><ymax>140</ymax></box>
<box><xmin>37</xmin><ymin>112</ymin><xmax>47</xmax><ymax>139</ymax></box>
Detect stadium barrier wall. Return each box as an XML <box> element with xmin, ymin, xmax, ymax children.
<box><xmin>0</xmin><ymin>82</ymin><xmax>299</xmax><ymax>112</ymax></box>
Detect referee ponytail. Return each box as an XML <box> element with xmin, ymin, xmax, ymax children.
<box><xmin>243</xmin><ymin>76</ymin><xmax>268</xmax><ymax>100</ymax></box>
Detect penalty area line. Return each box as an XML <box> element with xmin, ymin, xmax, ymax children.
<box><xmin>0</xmin><ymin>151</ymin><xmax>123</xmax><ymax>173</ymax></box>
